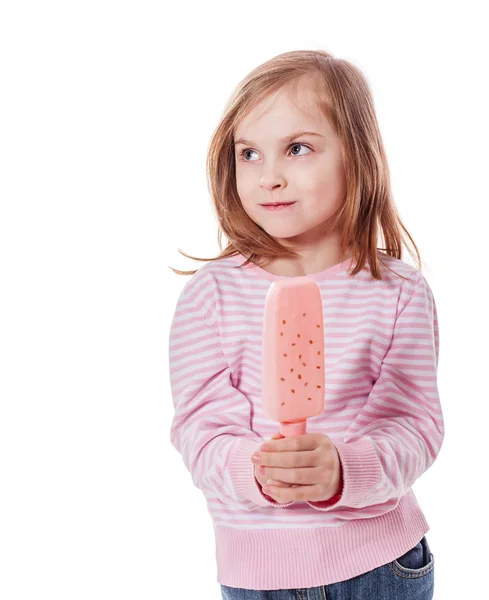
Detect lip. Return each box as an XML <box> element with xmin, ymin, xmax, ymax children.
<box><xmin>260</xmin><ymin>201</ymin><xmax>297</xmax><ymax>210</ymax></box>
<box><xmin>260</xmin><ymin>201</ymin><xmax>296</xmax><ymax>206</ymax></box>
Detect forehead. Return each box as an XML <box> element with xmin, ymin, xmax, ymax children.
<box><xmin>235</xmin><ymin>82</ymin><xmax>327</xmax><ymax>138</ymax></box>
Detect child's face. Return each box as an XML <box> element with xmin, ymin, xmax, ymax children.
<box><xmin>233</xmin><ymin>82</ymin><xmax>346</xmax><ymax>247</ymax></box>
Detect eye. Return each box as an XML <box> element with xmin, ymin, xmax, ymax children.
<box><xmin>237</xmin><ymin>142</ymin><xmax>312</xmax><ymax>162</ymax></box>
<box><xmin>289</xmin><ymin>143</ymin><xmax>311</xmax><ymax>157</ymax></box>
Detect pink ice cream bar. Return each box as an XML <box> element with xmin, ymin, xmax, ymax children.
<box><xmin>261</xmin><ymin>277</ymin><xmax>325</xmax><ymax>437</ymax></box>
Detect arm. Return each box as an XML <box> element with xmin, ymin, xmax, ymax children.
<box><xmin>307</xmin><ymin>270</ymin><xmax>445</xmax><ymax>511</ymax></box>
<box><xmin>169</xmin><ymin>270</ymin><xmax>292</xmax><ymax>510</ymax></box>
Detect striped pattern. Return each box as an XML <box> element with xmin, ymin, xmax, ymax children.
<box><xmin>168</xmin><ymin>250</ymin><xmax>444</xmax><ymax>589</ymax></box>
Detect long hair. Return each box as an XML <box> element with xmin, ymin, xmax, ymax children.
<box><xmin>169</xmin><ymin>49</ymin><xmax>422</xmax><ymax>281</ymax></box>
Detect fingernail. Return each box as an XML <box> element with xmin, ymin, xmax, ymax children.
<box><xmin>261</xmin><ymin>444</ymin><xmax>270</xmax><ymax>451</ymax></box>
<box><xmin>251</xmin><ymin>453</ymin><xmax>260</xmax><ymax>463</ymax></box>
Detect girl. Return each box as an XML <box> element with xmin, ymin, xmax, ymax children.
<box><xmin>168</xmin><ymin>49</ymin><xmax>443</xmax><ymax>599</ymax></box>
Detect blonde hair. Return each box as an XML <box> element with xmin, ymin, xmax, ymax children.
<box><xmin>169</xmin><ymin>49</ymin><xmax>421</xmax><ymax>281</ymax></box>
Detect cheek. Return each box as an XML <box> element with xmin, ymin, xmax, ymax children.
<box><xmin>235</xmin><ymin>172</ymin><xmax>256</xmax><ymax>205</ymax></box>
<box><xmin>308</xmin><ymin>165</ymin><xmax>345</xmax><ymax>199</ymax></box>
<box><xmin>303</xmin><ymin>173</ymin><xmax>334</xmax><ymax>200</ymax></box>
<box><xmin>292</xmin><ymin>158</ymin><xmax>328</xmax><ymax>185</ymax></box>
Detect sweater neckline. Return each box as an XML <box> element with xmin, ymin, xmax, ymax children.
<box><xmin>228</xmin><ymin>253</ymin><xmax>354</xmax><ymax>282</ymax></box>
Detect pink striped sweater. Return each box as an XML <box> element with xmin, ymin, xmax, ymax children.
<box><xmin>168</xmin><ymin>250</ymin><xmax>444</xmax><ymax>590</ymax></box>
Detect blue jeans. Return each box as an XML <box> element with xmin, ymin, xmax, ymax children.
<box><xmin>221</xmin><ymin>535</ymin><xmax>434</xmax><ymax>600</ymax></box>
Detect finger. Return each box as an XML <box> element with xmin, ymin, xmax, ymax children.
<box><xmin>261</xmin><ymin>432</ymin><xmax>323</xmax><ymax>453</ymax></box>
<box><xmin>266</xmin><ymin>479</ymin><xmax>288</xmax><ymax>487</ymax></box>
<box><xmin>266</xmin><ymin>478</ymin><xmax>296</xmax><ymax>488</ymax></box>
<box><xmin>261</xmin><ymin>465</ymin><xmax>324</xmax><ymax>486</ymax></box>
<box><xmin>264</xmin><ymin>483</ymin><xmax>318</xmax><ymax>503</ymax></box>
<box><xmin>255</xmin><ymin>465</ymin><xmax>293</xmax><ymax>488</ymax></box>
<box><xmin>259</xmin><ymin>449</ymin><xmax>321</xmax><ymax>469</ymax></box>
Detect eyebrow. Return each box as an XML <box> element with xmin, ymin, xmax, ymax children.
<box><xmin>233</xmin><ymin>130</ymin><xmax>324</xmax><ymax>146</ymax></box>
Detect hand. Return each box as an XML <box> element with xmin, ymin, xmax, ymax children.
<box><xmin>254</xmin><ymin>433</ymin><xmax>298</xmax><ymax>492</ymax></box>
<box><xmin>252</xmin><ymin>432</ymin><xmax>343</xmax><ymax>504</ymax></box>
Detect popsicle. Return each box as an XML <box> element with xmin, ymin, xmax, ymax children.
<box><xmin>261</xmin><ymin>277</ymin><xmax>325</xmax><ymax>437</ymax></box>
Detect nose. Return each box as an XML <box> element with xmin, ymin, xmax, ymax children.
<box><xmin>260</xmin><ymin>174</ymin><xmax>287</xmax><ymax>192</ymax></box>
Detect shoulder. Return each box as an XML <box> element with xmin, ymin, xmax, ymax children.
<box><xmin>375</xmin><ymin>252</ymin><xmax>437</xmax><ymax>318</ymax></box>
<box><xmin>174</xmin><ymin>255</ymin><xmax>241</xmax><ymax>315</ymax></box>
<box><xmin>375</xmin><ymin>250</ymin><xmax>423</xmax><ymax>287</ymax></box>
<box><xmin>181</xmin><ymin>255</ymin><xmax>239</xmax><ymax>290</ymax></box>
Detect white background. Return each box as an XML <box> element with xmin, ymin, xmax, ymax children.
<box><xmin>1</xmin><ymin>1</ymin><xmax>488</xmax><ymax>598</ymax></box>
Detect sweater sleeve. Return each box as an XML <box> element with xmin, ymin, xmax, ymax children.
<box><xmin>307</xmin><ymin>270</ymin><xmax>445</xmax><ymax>512</ymax></box>
<box><xmin>168</xmin><ymin>270</ymin><xmax>293</xmax><ymax>510</ymax></box>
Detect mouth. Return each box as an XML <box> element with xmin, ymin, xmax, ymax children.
<box><xmin>260</xmin><ymin>201</ymin><xmax>297</xmax><ymax>208</ymax></box>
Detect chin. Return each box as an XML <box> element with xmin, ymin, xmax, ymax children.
<box><xmin>248</xmin><ymin>210</ymin><xmax>310</xmax><ymax>239</ymax></box>
<box><xmin>262</xmin><ymin>226</ymin><xmax>309</xmax><ymax>241</ymax></box>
